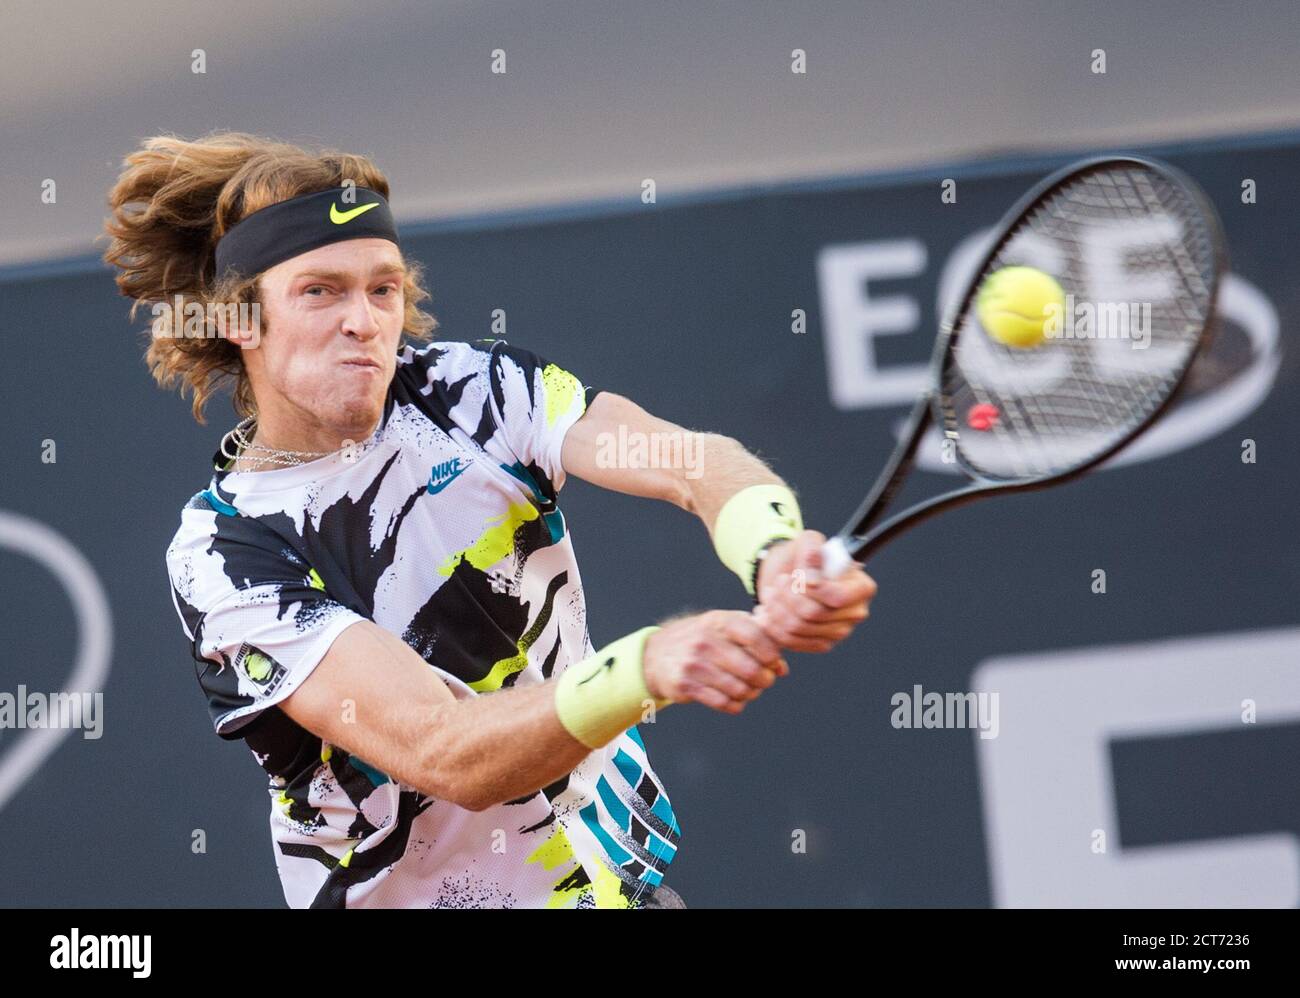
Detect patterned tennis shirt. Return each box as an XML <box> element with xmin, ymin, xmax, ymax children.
<box><xmin>165</xmin><ymin>338</ymin><xmax>680</xmax><ymax>908</ymax></box>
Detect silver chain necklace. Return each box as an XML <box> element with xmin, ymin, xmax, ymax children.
<box><xmin>219</xmin><ymin>417</ymin><xmax>337</xmax><ymax>471</ymax></box>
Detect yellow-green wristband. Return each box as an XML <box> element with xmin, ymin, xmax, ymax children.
<box><xmin>712</xmin><ymin>484</ymin><xmax>804</xmax><ymax>595</ymax></box>
<box><xmin>554</xmin><ymin>626</ymin><xmax>673</xmax><ymax>749</ymax></box>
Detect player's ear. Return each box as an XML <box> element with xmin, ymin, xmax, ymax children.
<box><xmin>217</xmin><ymin>302</ymin><xmax>263</xmax><ymax>351</ymax></box>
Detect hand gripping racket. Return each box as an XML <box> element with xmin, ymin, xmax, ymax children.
<box><xmin>818</xmin><ymin>154</ymin><xmax>1228</xmax><ymax>579</ymax></box>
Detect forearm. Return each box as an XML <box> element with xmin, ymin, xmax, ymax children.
<box><xmin>427</xmin><ymin>681</ymin><xmax>593</xmax><ymax>811</ymax></box>
<box><xmin>427</xmin><ymin>627</ymin><xmax>667</xmax><ymax>811</ymax></box>
<box><xmin>294</xmin><ymin>621</ymin><xmax>613</xmax><ymax>813</ymax></box>
<box><xmin>676</xmin><ymin>435</ymin><xmax>807</xmax><ymax>600</ymax></box>
<box><xmin>681</xmin><ymin>434</ymin><xmax>790</xmax><ymax>537</ymax></box>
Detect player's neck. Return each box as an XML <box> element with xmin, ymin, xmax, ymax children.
<box><xmin>232</xmin><ymin>404</ymin><xmax>380</xmax><ymax>472</ymax></box>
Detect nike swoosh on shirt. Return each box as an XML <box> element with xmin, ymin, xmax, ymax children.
<box><xmin>330</xmin><ymin>202</ymin><xmax>380</xmax><ymax>224</ymax></box>
<box><xmin>427</xmin><ymin>461</ymin><xmax>468</xmax><ymax>495</ymax></box>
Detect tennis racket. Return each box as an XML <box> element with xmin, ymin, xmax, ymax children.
<box><xmin>817</xmin><ymin>154</ymin><xmax>1228</xmax><ymax>579</ymax></box>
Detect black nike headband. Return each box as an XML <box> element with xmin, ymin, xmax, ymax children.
<box><xmin>213</xmin><ymin>186</ymin><xmax>400</xmax><ymax>282</ymax></box>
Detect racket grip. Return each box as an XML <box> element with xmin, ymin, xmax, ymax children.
<box><xmin>817</xmin><ymin>535</ymin><xmax>855</xmax><ymax>580</ymax></box>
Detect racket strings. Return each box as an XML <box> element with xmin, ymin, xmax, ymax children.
<box><xmin>942</xmin><ymin>163</ymin><xmax>1218</xmax><ymax>480</ymax></box>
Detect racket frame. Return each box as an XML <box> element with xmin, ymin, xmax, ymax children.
<box><xmin>834</xmin><ymin>153</ymin><xmax>1229</xmax><ymax>565</ymax></box>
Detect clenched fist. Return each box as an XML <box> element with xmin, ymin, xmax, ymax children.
<box><xmin>752</xmin><ymin>530</ymin><xmax>877</xmax><ymax>653</ymax></box>
<box><xmin>643</xmin><ymin>610</ymin><xmax>789</xmax><ymax>715</ymax></box>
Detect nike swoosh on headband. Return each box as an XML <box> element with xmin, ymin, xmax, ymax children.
<box><xmin>330</xmin><ymin>202</ymin><xmax>381</xmax><ymax>224</ymax></box>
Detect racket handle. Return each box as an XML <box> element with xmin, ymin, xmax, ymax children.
<box><xmin>817</xmin><ymin>535</ymin><xmax>855</xmax><ymax>580</ymax></box>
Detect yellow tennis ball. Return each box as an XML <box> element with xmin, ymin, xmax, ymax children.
<box><xmin>975</xmin><ymin>266</ymin><xmax>1065</xmax><ymax>349</ymax></box>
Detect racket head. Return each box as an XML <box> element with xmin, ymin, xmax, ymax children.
<box><xmin>925</xmin><ymin>154</ymin><xmax>1228</xmax><ymax>488</ymax></box>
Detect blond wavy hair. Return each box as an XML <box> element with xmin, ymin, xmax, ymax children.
<box><xmin>102</xmin><ymin>131</ymin><xmax>438</xmax><ymax>423</ymax></box>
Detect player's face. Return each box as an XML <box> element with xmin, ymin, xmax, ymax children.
<box><xmin>249</xmin><ymin>239</ymin><xmax>407</xmax><ymax>440</ymax></box>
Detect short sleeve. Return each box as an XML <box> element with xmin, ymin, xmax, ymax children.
<box><xmin>166</xmin><ymin>496</ymin><xmax>368</xmax><ymax>740</ymax></box>
<box><xmin>486</xmin><ymin>341</ymin><xmax>602</xmax><ymax>495</ymax></box>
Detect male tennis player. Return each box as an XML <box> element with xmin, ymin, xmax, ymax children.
<box><xmin>104</xmin><ymin>133</ymin><xmax>876</xmax><ymax>909</ymax></box>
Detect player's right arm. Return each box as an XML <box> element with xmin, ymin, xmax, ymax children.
<box><xmin>278</xmin><ymin>610</ymin><xmax>787</xmax><ymax>812</ymax></box>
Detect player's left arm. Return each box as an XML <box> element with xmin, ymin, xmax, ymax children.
<box><xmin>561</xmin><ymin>391</ymin><xmax>876</xmax><ymax>652</ymax></box>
